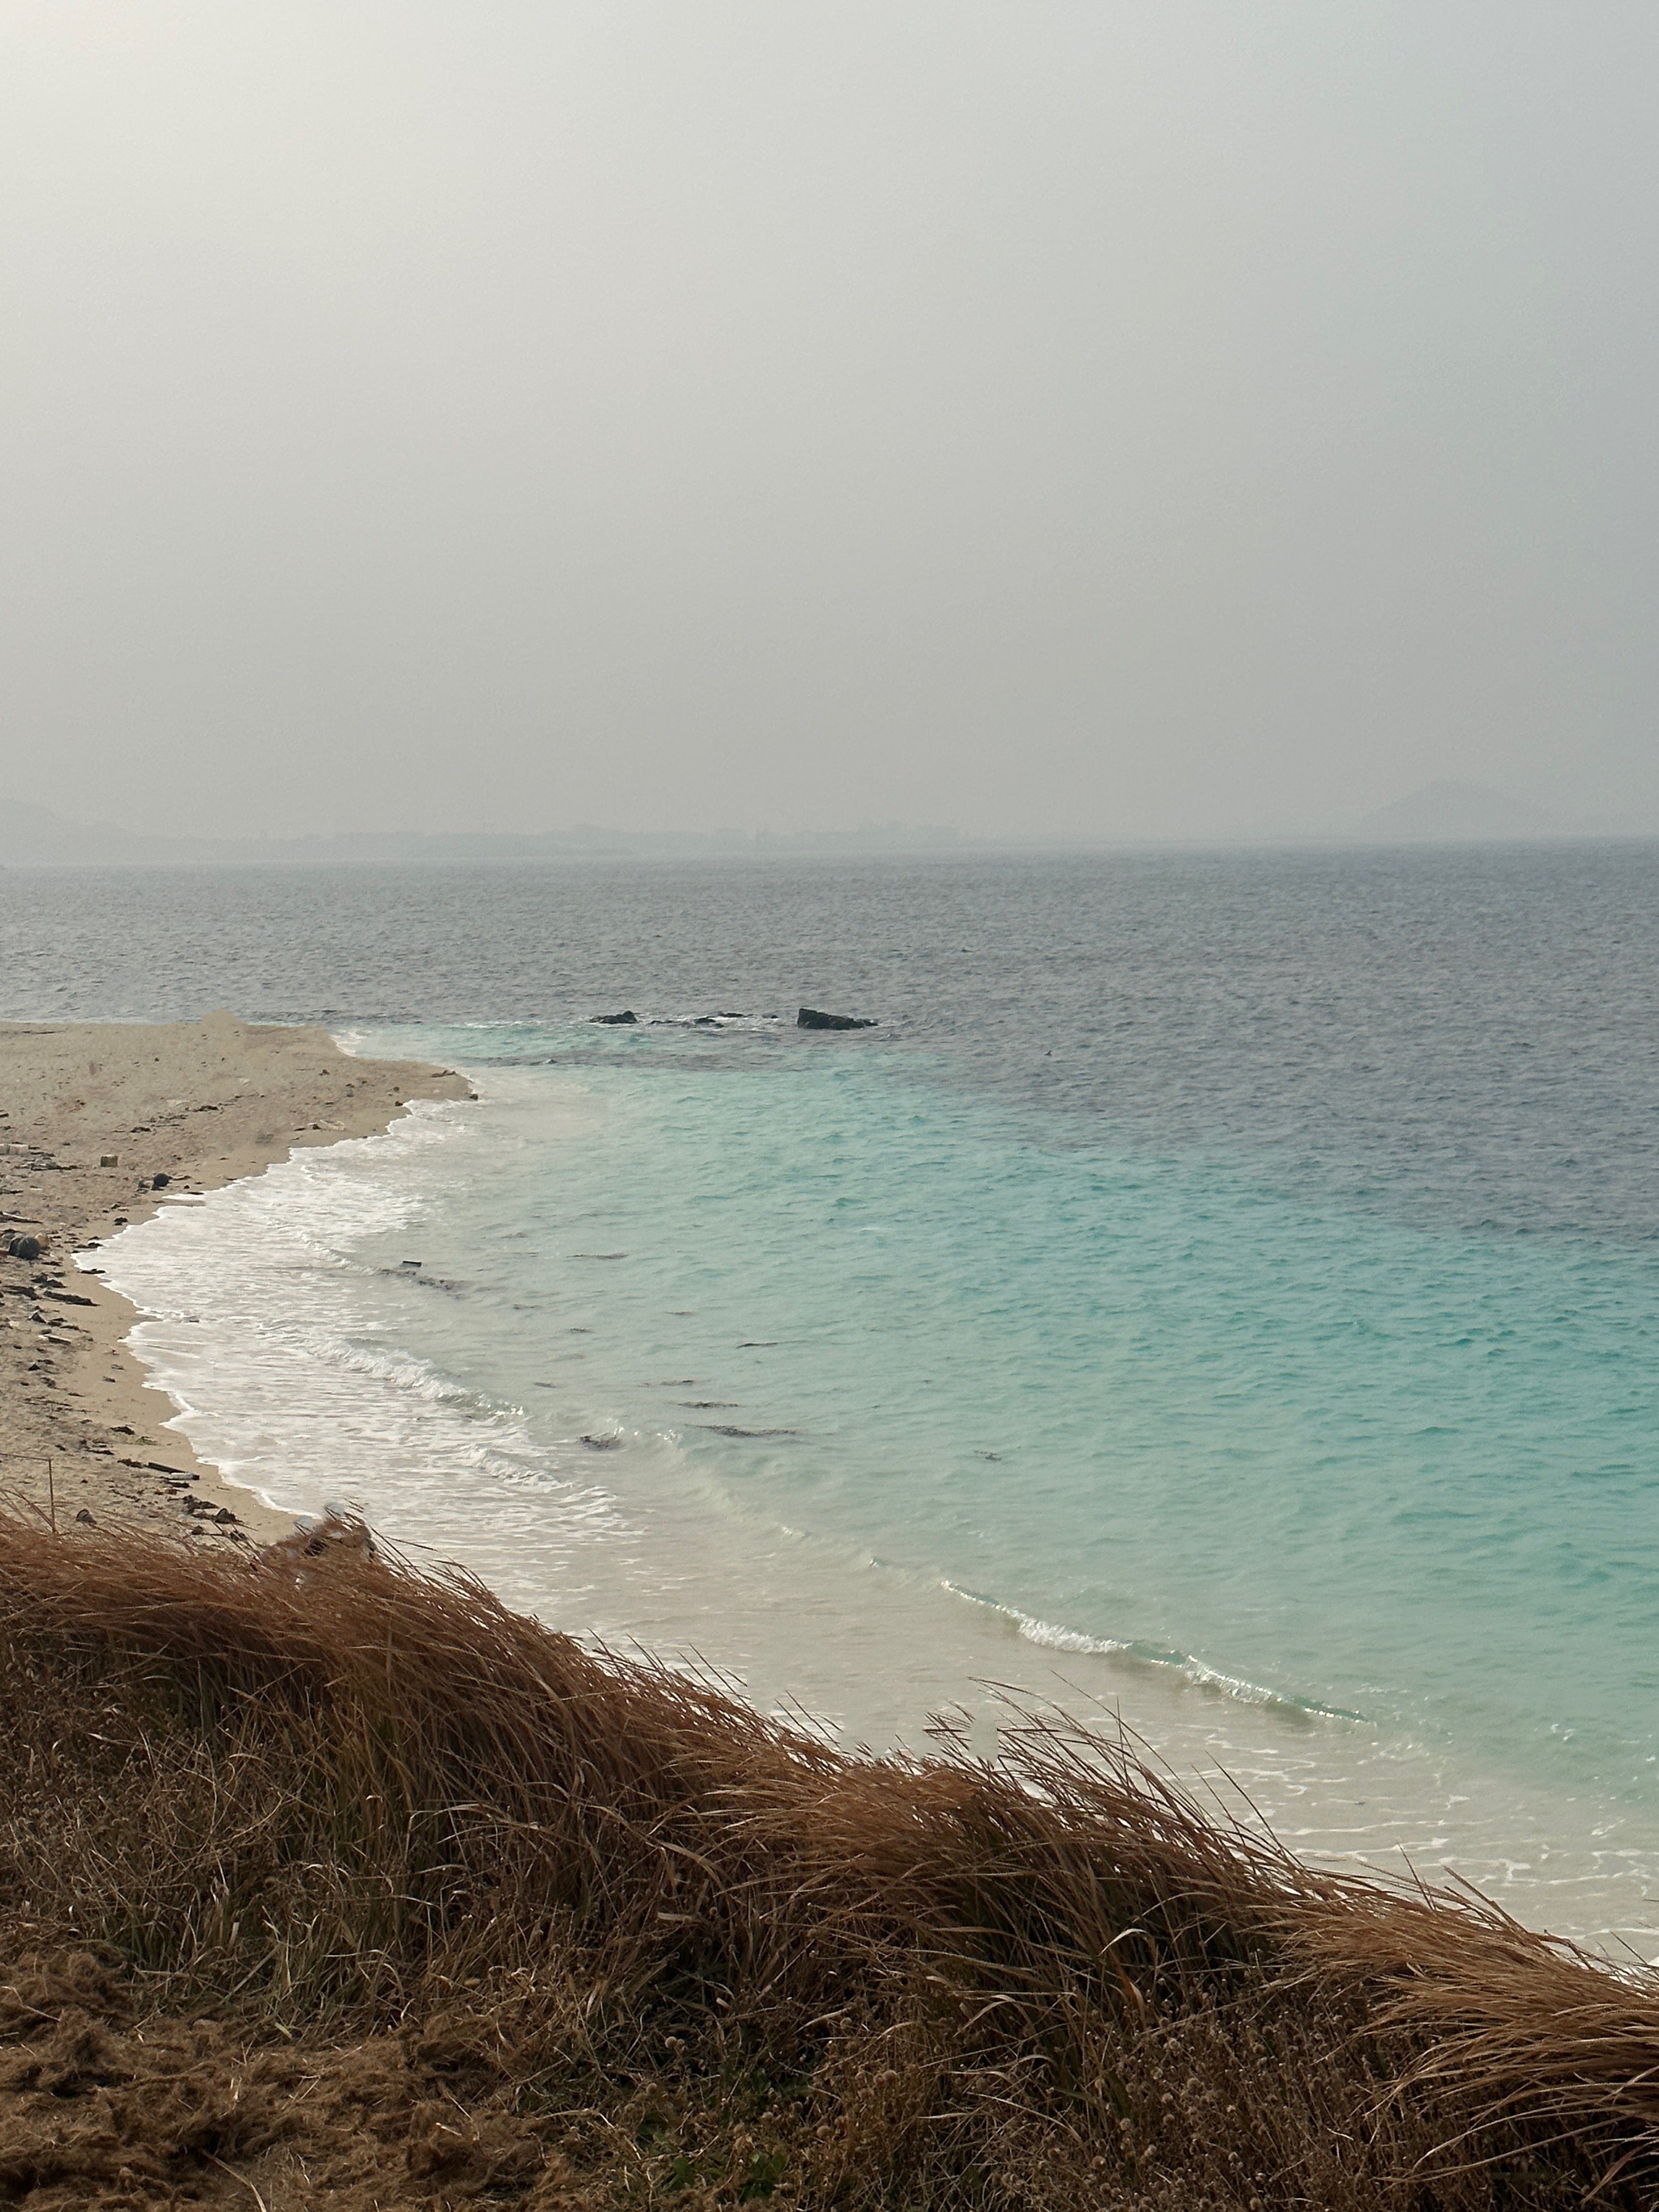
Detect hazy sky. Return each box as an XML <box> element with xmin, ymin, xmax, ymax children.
<box><xmin>3</xmin><ymin>3</ymin><xmax>1657</xmax><ymax>841</ymax></box>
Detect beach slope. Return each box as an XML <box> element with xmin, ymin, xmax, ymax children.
<box><xmin>2</xmin><ymin>1512</ymin><xmax>1655</xmax><ymax>2208</ymax></box>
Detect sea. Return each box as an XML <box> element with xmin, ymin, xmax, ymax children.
<box><xmin>4</xmin><ymin>845</ymin><xmax>1658</xmax><ymax>1951</ymax></box>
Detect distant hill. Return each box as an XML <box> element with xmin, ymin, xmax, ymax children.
<box><xmin>0</xmin><ymin>801</ymin><xmax>168</xmax><ymax>867</ymax></box>
<box><xmin>1354</xmin><ymin>781</ymin><xmax>1564</xmax><ymax>843</ymax></box>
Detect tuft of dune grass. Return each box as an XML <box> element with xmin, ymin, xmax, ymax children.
<box><xmin>2</xmin><ymin>1509</ymin><xmax>1657</xmax><ymax>2209</ymax></box>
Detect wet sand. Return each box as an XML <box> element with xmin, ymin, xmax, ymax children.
<box><xmin>0</xmin><ymin>1012</ymin><xmax>468</xmax><ymax>1550</ymax></box>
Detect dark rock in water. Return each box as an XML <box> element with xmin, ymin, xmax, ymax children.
<box><xmin>580</xmin><ymin>1432</ymin><xmax>625</xmax><ymax>1450</ymax></box>
<box><xmin>590</xmin><ymin>1010</ymin><xmax>638</xmax><ymax>1025</ymax></box>
<box><xmin>151</xmin><ymin>1172</ymin><xmax>170</xmax><ymax>1189</ymax></box>
<box><xmin>797</xmin><ymin>1007</ymin><xmax>877</xmax><ymax>1030</ymax></box>
<box><xmin>7</xmin><ymin>1234</ymin><xmax>43</xmax><ymax>1261</ymax></box>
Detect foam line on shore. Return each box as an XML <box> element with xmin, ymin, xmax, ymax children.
<box><xmin>940</xmin><ymin>1581</ymin><xmax>1366</xmax><ymax>1721</ymax></box>
<box><xmin>0</xmin><ymin>1012</ymin><xmax>469</xmax><ymax>1551</ymax></box>
<box><xmin>91</xmin><ymin>1094</ymin><xmax>636</xmax><ymax>1572</ymax></box>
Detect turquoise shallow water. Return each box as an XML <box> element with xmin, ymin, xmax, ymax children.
<box><xmin>341</xmin><ymin>1020</ymin><xmax>1659</xmax><ymax>1813</ymax></box>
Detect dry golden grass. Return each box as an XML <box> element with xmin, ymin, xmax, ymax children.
<box><xmin>2</xmin><ymin>1510</ymin><xmax>1656</xmax><ymax>2209</ymax></box>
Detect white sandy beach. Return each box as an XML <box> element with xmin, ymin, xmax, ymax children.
<box><xmin>0</xmin><ymin>1013</ymin><xmax>469</xmax><ymax>1548</ymax></box>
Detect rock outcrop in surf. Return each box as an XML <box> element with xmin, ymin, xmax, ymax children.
<box><xmin>797</xmin><ymin>1007</ymin><xmax>876</xmax><ymax>1030</ymax></box>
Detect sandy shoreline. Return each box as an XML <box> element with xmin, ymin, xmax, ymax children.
<box><xmin>0</xmin><ymin>1012</ymin><xmax>469</xmax><ymax>1550</ymax></box>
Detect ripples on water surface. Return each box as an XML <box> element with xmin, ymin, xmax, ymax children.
<box><xmin>5</xmin><ymin>845</ymin><xmax>1658</xmax><ymax>1944</ymax></box>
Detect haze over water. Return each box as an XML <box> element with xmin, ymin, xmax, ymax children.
<box><xmin>6</xmin><ymin>846</ymin><xmax>1658</xmax><ymax>1948</ymax></box>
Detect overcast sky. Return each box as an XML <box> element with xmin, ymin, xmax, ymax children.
<box><xmin>3</xmin><ymin>3</ymin><xmax>1657</xmax><ymax>841</ymax></box>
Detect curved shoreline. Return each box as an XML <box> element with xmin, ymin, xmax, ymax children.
<box><xmin>77</xmin><ymin>1041</ymin><xmax>1659</xmax><ymax>1955</ymax></box>
<box><xmin>13</xmin><ymin>1015</ymin><xmax>1659</xmax><ymax>1954</ymax></box>
<box><xmin>0</xmin><ymin>1011</ymin><xmax>469</xmax><ymax>1548</ymax></box>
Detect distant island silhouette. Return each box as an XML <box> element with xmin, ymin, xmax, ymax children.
<box><xmin>1355</xmin><ymin>780</ymin><xmax>1564</xmax><ymax>842</ymax></box>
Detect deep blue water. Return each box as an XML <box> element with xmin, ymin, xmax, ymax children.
<box><xmin>8</xmin><ymin>844</ymin><xmax>1658</xmax><ymax>1244</ymax></box>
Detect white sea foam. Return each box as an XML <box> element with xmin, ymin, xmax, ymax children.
<box><xmin>91</xmin><ymin>1103</ymin><xmax>634</xmax><ymax>1601</ymax></box>
<box><xmin>939</xmin><ymin>1583</ymin><xmax>1369</xmax><ymax>1720</ymax></box>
